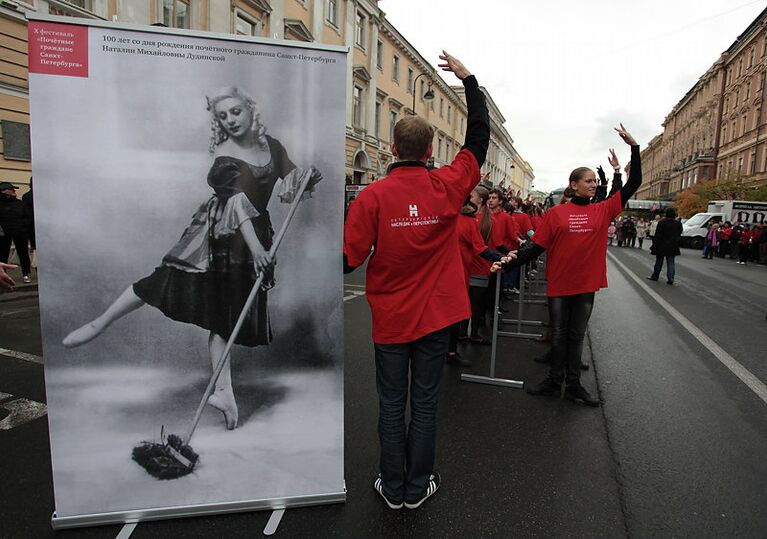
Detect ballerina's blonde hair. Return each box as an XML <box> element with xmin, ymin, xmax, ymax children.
<box><xmin>206</xmin><ymin>86</ymin><xmax>267</xmax><ymax>153</ymax></box>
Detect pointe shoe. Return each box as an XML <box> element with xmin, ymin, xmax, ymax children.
<box><xmin>62</xmin><ymin>322</ymin><xmax>104</xmax><ymax>348</ymax></box>
<box><xmin>207</xmin><ymin>391</ymin><xmax>239</xmax><ymax>430</ymax></box>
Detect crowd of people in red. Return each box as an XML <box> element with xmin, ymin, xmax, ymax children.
<box><xmin>701</xmin><ymin>220</ymin><xmax>767</xmax><ymax>265</ymax></box>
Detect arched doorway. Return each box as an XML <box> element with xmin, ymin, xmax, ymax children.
<box><xmin>352</xmin><ymin>150</ymin><xmax>369</xmax><ymax>184</ymax></box>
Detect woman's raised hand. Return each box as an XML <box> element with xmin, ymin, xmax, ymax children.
<box><xmin>438</xmin><ymin>51</ymin><xmax>471</xmax><ymax>80</ymax></box>
<box><xmin>607</xmin><ymin>148</ymin><xmax>620</xmax><ymax>168</ymax></box>
<box><xmin>615</xmin><ymin>123</ymin><xmax>637</xmax><ymax>146</ymax></box>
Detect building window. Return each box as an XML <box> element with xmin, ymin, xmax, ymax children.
<box><xmin>407</xmin><ymin>68</ymin><xmax>414</xmax><ymax>94</ymax></box>
<box><xmin>163</xmin><ymin>0</ymin><xmax>189</xmax><ymax>29</ymax></box>
<box><xmin>460</xmin><ymin>117</ymin><xmax>464</xmax><ymax>132</ymax></box>
<box><xmin>742</xmin><ymin>113</ymin><xmax>748</xmax><ymax>136</ymax></box>
<box><xmin>375</xmin><ymin>101</ymin><xmax>382</xmax><ymax>139</ymax></box>
<box><xmin>738</xmin><ymin>59</ymin><xmax>743</xmax><ymax>77</ymax></box>
<box><xmin>389</xmin><ymin>110</ymin><xmax>398</xmax><ymax>142</ymax></box>
<box><xmin>749</xmin><ymin>48</ymin><xmax>755</xmax><ymax>67</ymax></box>
<box><xmin>732</xmin><ymin>120</ymin><xmax>736</xmax><ymax>141</ymax></box>
<box><xmin>738</xmin><ymin>156</ymin><xmax>743</xmax><ymax>173</ymax></box>
<box><xmin>438</xmin><ymin>136</ymin><xmax>443</xmax><ymax>159</ymax></box>
<box><xmin>392</xmin><ymin>54</ymin><xmax>400</xmax><ymax>82</ymax></box>
<box><xmin>326</xmin><ymin>0</ymin><xmax>338</xmax><ymax>26</ymax></box>
<box><xmin>420</xmin><ymin>79</ymin><xmax>426</xmax><ymax>100</ymax></box>
<box><xmin>236</xmin><ymin>12</ymin><xmax>263</xmax><ymax>36</ymax></box>
<box><xmin>352</xmin><ymin>85</ymin><xmax>363</xmax><ymax>128</ymax></box>
<box><xmin>447</xmin><ymin>105</ymin><xmax>451</xmax><ymax>124</ymax></box>
<box><xmin>66</xmin><ymin>0</ymin><xmax>93</xmax><ymax>9</ymax></box>
<box><xmin>439</xmin><ymin>97</ymin><xmax>444</xmax><ymax>117</ymax></box>
<box><xmin>355</xmin><ymin>11</ymin><xmax>366</xmax><ymax>48</ymax></box>
<box><xmin>751</xmin><ymin>153</ymin><xmax>757</xmax><ymax>174</ymax></box>
<box><xmin>376</xmin><ymin>40</ymin><xmax>383</xmax><ymax>69</ymax></box>
<box><xmin>722</xmin><ymin>125</ymin><xmax>727</xmax><ymax>143</ymax></box>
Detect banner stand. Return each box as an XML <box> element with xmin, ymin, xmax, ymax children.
<box><xmin>461</xmin><ymin>271</ymin><xmax>524</xmax><ymax>389</ymax></box>
<box><xmin>51</xmin><ymin>489</ymin><xmax>346</xmax><ymax>530</ymax></box>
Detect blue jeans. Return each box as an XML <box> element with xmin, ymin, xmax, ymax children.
<box><xmin>374</xmin><ymin>327</ymin><xmax>448</xmax><ymax>502</ymax></box>
<box><xmin>651</xmin><ymin>255</ymin><xmax>676</xmax><ymax>282</ymax></box>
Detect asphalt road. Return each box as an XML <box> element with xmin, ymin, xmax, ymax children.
<box><xmin>0</xmin><ymin>247</ymin><xmax>766</xmax><ymax>537</ymax></box>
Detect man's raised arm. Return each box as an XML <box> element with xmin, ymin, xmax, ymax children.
<box><xmin>438</xmin><ymin>51</ymin><xmax>490</xmax><ymax>167</ymax></box>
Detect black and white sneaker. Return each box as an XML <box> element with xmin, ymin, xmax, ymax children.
<box><xmin>404</xmin><ymin>472</ymin><xmax>441</xmax><ymax>509</ymax></box>
<box><xmin>373</xmin><ymin>474</ymin><xmax>403</xmax><ymax>509</ymax></box>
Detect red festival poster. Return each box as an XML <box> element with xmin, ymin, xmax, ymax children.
<box><xmin>28</xmin><ymin>21</ymin><xmax>88</xmax><ymax>78</ymax></box>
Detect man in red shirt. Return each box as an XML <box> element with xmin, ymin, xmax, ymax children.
<box><xmin>344</xmin><ymin>51</ymin><xmax>490</xmax><ymax>510</ymax></box>
<box><xmin>487</xmin><ymin>188</ymin><xmax>521</xmax><ymax>296</ymax></box>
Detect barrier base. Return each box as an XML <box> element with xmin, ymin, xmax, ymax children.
<box><xmin>461</xmin><ymin>374</ymin><xmax>524</xmax><ymax>389</ymax></box>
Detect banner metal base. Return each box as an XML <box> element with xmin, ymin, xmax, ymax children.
<box><xmin>51</xmin><ymin>489</ymin><xmax>346</xmax><ymax>530</ymax></box>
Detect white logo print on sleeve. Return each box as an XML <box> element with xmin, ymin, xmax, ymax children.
<box><xmin>409</xmin><ymin>204</ymin><xmax>419</xmax><ymax>217</ymax></box>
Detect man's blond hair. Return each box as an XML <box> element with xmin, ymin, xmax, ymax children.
<box><xmin>393</xmin><ymin>116</ymin><xmax>434</xmax><ymax>160</ymax></box>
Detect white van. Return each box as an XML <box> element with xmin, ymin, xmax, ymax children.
<box><xmin>681</xmin><ymin>200</ymin><xmax>767</xmax><ymax>249</ymax></box>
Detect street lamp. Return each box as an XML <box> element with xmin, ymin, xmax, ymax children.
<box><xmin>411</xmin><ymin>72</ymin><xmax>435</xmax><ymax>115</ymax></box>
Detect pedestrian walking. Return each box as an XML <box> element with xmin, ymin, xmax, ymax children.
<box><xmin>494</xmin><ymin>123</ymin><xmax>642</xmax><ymax>407</ymax></box>
<box><xmin>647</xmin><ymin>207</ymin><xmax>683</xmax><ymax>284</ymax></box>
<box><xmin>616</xmin><ymin>217</ymin><xmax>625</xmax><ymax>247</ymax></box>
<box><xmin>649</xmin><ymin>213</ymin><xmax>661</xmax><ymax>240</ymax></box>
<box><xmin>343</xmin><ymin>52</ymin><xmax>490</xmax><ymax>510</ymax></box>
<box><xmin>0</xmin><ymin>182</ymin><xmax>32</xmax><ymax>283</ymax></box>
<box><xmin>738</xmin><ymin>224</ymin><xmax>753</xmax><ymax>264</ymax></box>
<box><xmin>21</xmin><ymin>177</ymin><xmax>35</xmax><ymax>269</ymax></box>
<box><xmin>635</xmin><ymin>219</ymin><xmax>648</xmax><ymax>249</ymax></box>
<box><xmin>718</xmin><ymin>221</ymin><xmax>732</xmax><ymax>258</ymax></box>
<box><xmin>702</xmin><ymin>223</ymin><xmax>719</xmax><ymax>259</ymax></box>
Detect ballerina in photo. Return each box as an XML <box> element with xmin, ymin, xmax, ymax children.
<box><xmin>62</xmin><ymin>86</ymin><xmax>322</xmax><ymax>430</ymax></box>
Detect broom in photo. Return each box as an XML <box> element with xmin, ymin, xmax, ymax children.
<box><xmin>132</xmin><ymin>168</ymin><xmax>317</xmax><ymax>480</ymax></box>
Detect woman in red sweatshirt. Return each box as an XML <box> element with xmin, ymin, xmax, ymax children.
<box><xmin>493</xmin><ymin>124</ymin><xmax>641</xmax><ymax>407</ymax></box>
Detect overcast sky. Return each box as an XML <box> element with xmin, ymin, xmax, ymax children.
<box><xmin>380</xmin><ymin>0</ymin><xmax>766</xmax><ymax>193</ymax></box>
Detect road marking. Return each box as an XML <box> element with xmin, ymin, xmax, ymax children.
<box><xmin>116</xmin><ymin>522</ymin><xmax>137</xmax><ymax>539</ymax></box>
<box><xmin>0</xmin><ymin>392</ymin><xmax>47</xmax><ymax>430</ymax></box>
<box><xmin>607</xmin><ymin>251</ymin><xmax>767</xmax><ymax>405</ymax></box>
<box><xmin>344</xmin><ymin>283</ymin><xmax>366</xmax><ymax>289</ymax></box>
<box><xmin>0</xmin><ymin>348</ymin><xmax>44</xmax><ymax>365</ymax></box>
<box><xmin>0</xmin><ymin>348</ymin><xmax>43</xmax><ymax>365</ymax></box>
<box><xmin>343</xmin><ymin>290</ymin><xmax>365</xmax><ymax>302</ymax></box>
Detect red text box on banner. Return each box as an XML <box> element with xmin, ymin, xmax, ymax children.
<box><xmin>28</xmin><ymin>21</ymin><xmax>88</xmax><ymax>78</ymax></box>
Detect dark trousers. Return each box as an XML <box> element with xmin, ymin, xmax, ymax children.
<box><xmin>0</xmin><ymin>233</ymin><xmax>31</xmax><ymax>275</ymax></box>
<box><xmin>651</xmin><ymin>255</ymin><xmax>676</xmax><ymax>282</ymax></box>
<box><xmin>374</xmin><ymin>327</ymin><xmax>448</xmax><ymax>502</ymax></box>
<box><xmin>548</xmin><ymin>293</ymin><xmax>594</xmax><ymax>385</ymax></box>
<box><xmin>739</xmin><ymin>244</ymin><xmax>750</xmax><ymax>262</ymax></box>
<box><xmin>448</xmin><ymin>322</ymin><xmax>461</xmax><ymax>354</ymax></box>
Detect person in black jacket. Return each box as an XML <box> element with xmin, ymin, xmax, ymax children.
<box><xmin>0</xmin><ymin>182</ymin><xmax>31</xmax><ymax>282</ymax></box>
<box><xmin>647</xmin><ymin>207</ymin><xmax>683</xmax><ymax>284</ymax></box>
<box><xmin>21</xmin><ymin>177</ymin><xmax>35</xmax><ymax>266</ymax></box>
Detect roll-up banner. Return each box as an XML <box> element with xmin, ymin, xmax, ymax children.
<box><xmin>27</xmin><ymin>15</ymin><xmax>346</xmax><ymax>529</ymax></box>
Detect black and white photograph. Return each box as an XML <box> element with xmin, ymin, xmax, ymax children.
<box><xmin>29</xmin><ymin>22</ymin><xmax>346</xmax><ymax>520</ymax></box>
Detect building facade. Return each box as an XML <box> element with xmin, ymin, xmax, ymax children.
<box><xmin>638</xmin><ymin>7</ymin><xmax>767</xmax><ymax>201</ymax></box>
<box><xmin>0</xmin><ymin>0</ymin><xmax>532</xmax><ymax>199</ymax></box>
